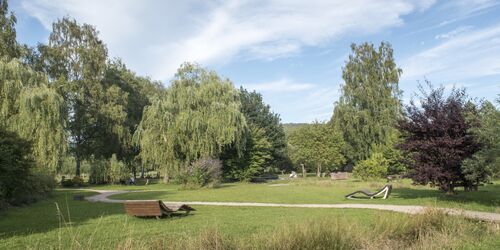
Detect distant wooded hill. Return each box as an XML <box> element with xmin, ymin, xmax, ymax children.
<box><xmin>282</xmin><ymin>123</ymin><xmax>310</xmax><ymax>136</ymax></box>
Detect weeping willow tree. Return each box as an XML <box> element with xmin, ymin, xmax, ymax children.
<box><xmin>134</xmin><ymin>63</ymin><xmax>247</xmax><ymax>182</ymax></box>
<box><xmin>0</xmin><ymin>59</ymin><xmax>66</xmax><ymax>172</ymax></box>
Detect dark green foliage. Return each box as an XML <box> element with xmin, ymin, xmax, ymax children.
<box><xmin>221</xmin><ymin>88</ymin><xmax>287</xmax><ymax>180</ymax></box>
<box><xmin>178</xmin><ymin>157</ymin><xmax>222</xmax><ymax>188</ymax></box>
<box><xmin>332</xmin><ymin>42</ymin><xmax>402</xmax><ymax>164</ymax></box>
<box><xmin>0</xmin><ymin>127</ymin><xmax>54</xmax><ymax>209</ymax></box>
<box><xmin>100</xmin><ymin>60</ymin><xmax>164</xmax><ymax>166</ymax></box>
<box><xmin>462</xmin><ymin>100</ymin><xmax>500</xmax><ymax>183</ymax></box>
<box><xmin>60</xmin><ymin>176</ymin><xmax>85</xmax><ymax>188</ymax></box>
<box><xmin>288</xmin><ymin>122</ymin><xmax>346</xmax><ymax>174</ymax></box>
<box><xmin>398</xmin><ymin>86</ymin><xmax>482</xmax><ymax>193</ymax></box>
<box><xmin>239</xmin><ymin>88</ymin><xmax>287</xmax><ymax>167</ymax></box>
<box><xmin>222</xmin><ymin>125</ymin><xmax>273</xmax><ymax>181</ymax></box>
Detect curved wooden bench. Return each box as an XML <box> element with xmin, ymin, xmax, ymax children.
<box><xmin>124</xmin><ymin>200</ymin><xmax>195</xmax><ymax>219</ymax></box>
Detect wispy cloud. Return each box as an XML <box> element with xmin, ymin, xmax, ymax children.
<box><xmin>402</xmin><ymin>23</ymin><xmax>500</xmax><ymax>81</ymax></box>
<box><xmin>21</xmin><ymin>0</ymin><xmax>437</xmax><ymax>81</ymax></box>
<box><xmin>434</xmin><ymin>26</ymin><xmax>473</xmax><ymax>40</ymax></box>
<box><xmin>244</xmin><ymin>78</ymin><xmax>315</xmax><ymax>93</ymax></box>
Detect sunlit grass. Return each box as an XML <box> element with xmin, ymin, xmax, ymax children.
<box><xmin>1</xmin><ymin>191</ymin><xmax>498</xmax><ymax>249</ymax></box>
<box><xmin>102</xmin><ymin>178</ymin><xmax>500</xmax><ymax>212</ymax></box>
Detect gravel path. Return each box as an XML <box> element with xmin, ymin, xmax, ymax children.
<box><xmin>83</xmin><ymin>190</ymin><xmax>500</xmax><ymax>223</ymax></box>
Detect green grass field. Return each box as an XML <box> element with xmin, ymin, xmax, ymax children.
<box><xmin>1</xmin><ymin>178</ymin><xmax>499</xmax><ymax>249</ymax></box>
<box><xmin>106</xmin><ymin>178</ymin><xmax>500</xmax><ymax>212</ymax></box>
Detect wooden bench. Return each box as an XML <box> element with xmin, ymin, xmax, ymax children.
<box><xmin>330</xmin><ymin>172</ymin><xmax>348</xmax><ymax>180</ymax></box>
<box><xmin>124</xmin><ymin>200</ymin><xmax>195</xmax><ymax>219</ymax></box>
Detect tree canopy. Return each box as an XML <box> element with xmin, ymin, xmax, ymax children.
<box><xmin>134</xmin><ymin>63</ymin><xmax>247</xmax><ymax>181</ymax></box>
<box><xmin>288</xmin><ymin>122</ymin><xmax>346</xmax><ymax>175</ymax></box>
<box><xmin>398</xmin><ymin>86</ymin><xmax>481</xmax><ymax>193</ymax></box>
<box><xmin>332</xmin><ymin>42</ymin><xmax>402</xmax><ymax>164</ymax></box>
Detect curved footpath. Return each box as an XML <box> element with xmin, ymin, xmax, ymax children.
<box><xmin>83</xmin><ymin>190</ymin><xmax>500</xmax><ymax>223</ymax></box>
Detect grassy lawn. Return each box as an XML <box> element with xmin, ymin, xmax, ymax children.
<box><xmin>0</xmin><ymin>190</ymin><xmax>395</xmax><ymax>248</ymax></box>
<box><xmin>1</xmin><ymin>189</ymin><xmax>499</xmax><ymax>249</ymax></box>
<box><xmin>103</xmin><ymin>178</ymin><xmax>500</xmax><ymax>213</ymax></box>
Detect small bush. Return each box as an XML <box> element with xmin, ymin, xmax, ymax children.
<box><xmin>60</xmin><ymin>176</ymin><xmax>85</xmax><ymax>187</ymax></box>
<box><xmin>353</xmin><ymin>152</ymin><xmax>388</xmax><ymax>180</ymax></box>
<box><xmin>179</xmin><ymin>157</ymin><xmax>222</xmax><ymax>188</ymax></box>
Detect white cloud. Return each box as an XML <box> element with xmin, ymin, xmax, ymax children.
<box><xmin>402</xmin><ymin>23</ymin><xmax>500</xmax><ymax>81</ymax></box>
<box><xmin>243</xmin><ymin>78</ymin><xmax>315</xmax><ymax>93</ymax></box>
<box><xmin>21</xmin><ymin>0</ymin><xmax>437</xmax><ymax>81</ymax></box>
<box><xmin>435</xmin><ymin>26</ymin><xmax>473</xmax><ymax>40</ymax></box>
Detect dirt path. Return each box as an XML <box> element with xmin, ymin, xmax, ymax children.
<box><xmin>84</xmin><ymin>190</ymin><xmax>500</xmax><ymax>223</ymax></box>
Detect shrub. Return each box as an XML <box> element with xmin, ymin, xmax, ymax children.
<box><xmin>109</xmin><ymin>154</ymin><xmax>129</xmax><ymax>184</ymax></box>
<box><xmin>179</xmin><ymin>157</ymin><xmax>222</xmax><ymax>188</ymax></box>
<box><xmin>353</xmin><ymin>152</ymin><xmax>388</xmax><ymax>180</ymax></box>
<box><xmin>10</xmin><ymin>171</ymin><xmax>56</xmax><ymax>206</ymax></box>
<box><xmin>60</xmin><ymin>176</ymin><xmax>85</xmax><ymax>187</ymax></box>
<box><xmin>0</xmin><ymin>128</ymin><xmax>55</xmax><ymax>209</ymax></box>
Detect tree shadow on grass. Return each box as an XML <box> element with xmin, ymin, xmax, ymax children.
<box><xmin>0</xmin><ymin>190</ymin><xmax>192</xmax><ymax>240</ymax></box>
<box><xmin>390</xmin><ymin>184</ymin><xmax>500</xmax><ymax>210</ymax></box>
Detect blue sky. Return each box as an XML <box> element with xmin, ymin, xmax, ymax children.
<box><xmin>12</xmin><ymin>0</ymin><xmax>500</xmax><ymax>123</ymax></box>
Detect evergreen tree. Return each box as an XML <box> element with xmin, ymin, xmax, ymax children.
<box><xmin>239</xmin><ymin>88</ymin><xmax>287</xmax><ymax>167</ymax></box>
<box><xmin>332</xmin><ymin>42</ymin><xmax>402</xmax><ymax>164</ymax></box>
<box><xmin>221</xmin><ymin>88</ymin><xmax>287</xmax><ymax>180</ymax></box>
<box><xmin>133</xmin><ymin>63</ymin><xmax>247</xmax><ymax>182</ymax></box>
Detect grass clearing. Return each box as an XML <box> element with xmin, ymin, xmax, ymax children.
<box><xmin>1</xmin><ymin>179</ymin><xmax>499</xmax><ymax>249</ymax></box>
<box><xmin>106</xmin><ymin>178</ymin><xmax>500</xmax><ymax>212</ymax></box>
<box><xmin>0</xmin><ymin>190</ymin><xmax>498</xmax><ymax>249</ymax></box>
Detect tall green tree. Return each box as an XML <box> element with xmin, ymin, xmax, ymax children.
<box><xmin>239</xmin><ymin>88</ymin><xmax>287</xmax><ymax>167</ymax></box>
<box><xmin>102</xmin><ymin>60</ymin><xmax>164</xmax><ymax>175</ymax></box>
<box><xmin>134</xmin><ymin>63</ymin><xmax>247</xmax><ymax>182</ymax></box>
<box><xmin>0</xmin><ymin>59</ymin><xmax>66</xmax><ymax>172</ymax></box>
<box><xmin>332</xmin><ymin>42</ymin><xmax>402</xmax><ymax>164</ymax></box>
<box><xmin>221</xmin><ymin>88</ymin><xmax>287</xmax><ymax>180</ymax></box>
<box><xmin>288</xmin><ymin>122</ymin><xmax>346</xmax><ymax>175</ymax></box>
<box><xmin>39</xmin><ymin>17</ymin><xmax>127</xmax><ymax>176</ymax></box>
<box><xmin>462</xmin><ymin>100</ymin><xmax>500</xmax><ymax>185</ymax></box>
<box><xmin>0</xmin><ymin>0</ymin><xmax>19</xmax><ymax>59</ymax></box>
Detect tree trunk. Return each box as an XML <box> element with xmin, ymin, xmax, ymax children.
<box><xmin>75</xmin><ymin>156</ymin><xmax>81</xmax><ymax>177</ymax></box>
<box><xmin>316</xmin><ymin>164</ymin><xmax>321</xmax><ymax>177</ymax></box>
<box><xmin>141</xmin><ymin>164</ymin><xmax>145</xmax><ymax>178</ymax></box>
<box><xmin>132</xmin><ymin>166</ymin><xmax>136</xmax><ymax>179</ymax></box>
<box><xmin>163</xmin><ymin>169</ymin><xmax>170</xmax><ymax>183</ymax></box>
<box><xmin>301</xmin><ymin>164</ymin><xmax>306</xmax><ymax>178</ymax></box>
